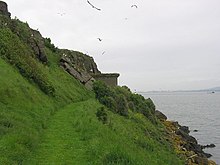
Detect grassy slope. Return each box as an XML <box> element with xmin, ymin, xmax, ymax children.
<box><xmin>0</xmin><ymin>40</ymin><xmax>92</xmax><ymax>163</ymax></box>
<box><xmin>0</xmin><ymin>17</ymin><xmax>183</xmax><ymax>164</ymax></box>
<box><xmin>25</xmin><ymin>99</ymin><xmax>182</xmax><ymax>165</ymax></box>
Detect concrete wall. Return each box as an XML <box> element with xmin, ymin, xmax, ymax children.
<box><xmin>92</xmin><ymin>73</ymin><xmax>120</xmax><ymax>87</ymax></box>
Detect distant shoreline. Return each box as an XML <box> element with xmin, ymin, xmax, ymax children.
<box><xmin>138</xmin><ymin>90</ymin><xmax>220</xmax><ymax>94</ymax></box>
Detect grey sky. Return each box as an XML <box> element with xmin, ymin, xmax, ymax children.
<box><xmin>5</xmin><ymin>0</ymin><xmax>220</xmax><ymax>91</ymax></box>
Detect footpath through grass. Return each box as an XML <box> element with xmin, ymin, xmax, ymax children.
<box><xmin>24</xmin><ymin>99</ymin><xmax>100</xmax><ymax>165</ymax></box>
<box><xmin>24</xmin><ymin>99</ymin><xmax>183</xmax><ymax>165</ymax></box>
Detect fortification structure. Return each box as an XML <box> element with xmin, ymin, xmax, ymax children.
<box><xmin>92</xmin><ymin>73</ymin><xmax>120</xmax><ymax>87</ymax></box>
<box><xmin>0</xmin><ymin>1</ymin><xmax>11</xmax><ymax>17</ymax></box>
<box><xmin>60</xmin><ymin>51</ymin><xmax>120</xmax><ymax>88</ymax></box>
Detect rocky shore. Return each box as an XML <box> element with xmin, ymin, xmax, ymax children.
<box><xmin>155</xmin><ymin>110</ymin><xmax>217</xmax><ymax>165</ymax></box>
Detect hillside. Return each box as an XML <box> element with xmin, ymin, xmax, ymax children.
<box><xmin>0</xmin><ymin>2</ymin><xmax>215</xmax><ymax>165</ymax></box>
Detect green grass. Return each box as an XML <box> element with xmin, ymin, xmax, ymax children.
<box><xmin>0</xmin><ymin>16</ymin><xmax>183</xmax><ymax>164</ymax></box>
<box><xmin>24</xmin><ymin>99</ymin><xmax>183</xmax><ymax>165</ymax></box>
<box><xmin>0</xmin><ymin>50</ymin><xmax>92</xmax><ymax>164</ymax></box>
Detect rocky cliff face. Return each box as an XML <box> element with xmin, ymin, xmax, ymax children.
<box><xmin>0</xmin><ymin>14</ymin><xmax>48</xmax><ymax>63</ymax></box>
<box><xmin>0</xmin><ymin>1</ymin><xmax>11</xmax><ymax>17</ymax></box>
<box><xmin>59</xmin><ymin>49</ymin><xmax>101</xmax><ymax>74</ymax></box>
<box><xmin>9</xmin><ymin>20</ymin><xmax>48</xmax><ymax>63</ymax></box>
<box><xmin>59</xmin><ymin>49</ymin><xmax>100</xmax><ymax>89</ymax></box>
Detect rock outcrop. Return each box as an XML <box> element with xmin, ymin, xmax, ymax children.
<box><xmin>154</xmin><ymin>110</ymin><xmax>216</xmax><ymax>165</ymax></box>
<box><xmin>0</xmin><ymin>1</ymin><xmax>11</xmax><ymax>17</ymax></box>
<box><xmin>162</xmin><ymin>120</ymin><xmax>216</xmax><ymax>165</ymax></box>
<box><xmin>59</xmin><ymin>50</ymin><xmax>120</xmax><ymax>88</ymax></box>
<box><xmin>29</xmin><ymin>29</ymin><xmax>48</xmax><ymax>63</ymax></box>
<box><xmin>9</xmin><ymin>21</ymin><xmax>48</xmax><ymax>63</ymax></box>
<box><xmin>59</xmin><ymin>49</ymin><xmax>101</xmax><ymax>74</ymax></box>
<box><xmin>0</xmin><ymin>1</ymin><xmax>47</xmax><ymax>63</ymax></box>
<box><xmin>155</xmin><ymin>110</ymin><xmax>167</xmax><ymax>121</ymax></box>
<box><xmin>59</xmin><ymin>50</ymin><xmax>99</xmax><ymax>89</ymax></box>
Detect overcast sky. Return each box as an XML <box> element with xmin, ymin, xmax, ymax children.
<box><xmin>5</xmin><ymin>0</ymin><xmax>220</xmax><ymax>91</ymax></box>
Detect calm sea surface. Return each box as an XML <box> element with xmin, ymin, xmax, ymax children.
<box><xmin>141</xmin><ymin>91</ymin><xmax>220</xmax><ymax>164</ymax></box>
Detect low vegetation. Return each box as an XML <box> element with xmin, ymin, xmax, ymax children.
<box><xmin>93</xmin><ymin>81</ymin><xmax>156</xmax><ymax>123</ymax></box>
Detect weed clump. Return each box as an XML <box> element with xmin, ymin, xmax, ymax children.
<box><xmin>96</xmin><ymin>107</ymin><xmax>108</xmax><ymax>124</ymax></box>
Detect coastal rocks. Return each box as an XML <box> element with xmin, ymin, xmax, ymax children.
<box><xmin>0</xmin><ymin>1</ymin><xmax>11</xmax><ymax>17</ymax></box>
<box><xmin>202</xmin><ymin>144</ymin><xmax>216</xmax><ymax>149</ymax></box>
<box><xmin>179</xmin><ymin>126</ymin><xmax>190</xmax><ymax>134</ymax></box>
<box><xmin>163</xmin><ymin>120</ymin><xmax>216</xmax><ymax>165</ymax></box>
<box><xmin>155</xmin><ymin>110</ymin><xmax>167</xmax><ymax>121</ymax></box>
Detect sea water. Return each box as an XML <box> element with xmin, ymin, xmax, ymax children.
<box><xmin>141</xmin><ymin>91</ymin><xmax>220</xmax><ymax>164</ymax></box>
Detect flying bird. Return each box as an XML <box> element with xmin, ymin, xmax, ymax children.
<box><xmin>131</xmin><ymin>5</ymin><xmax>138</xmax><ymax>8</ymax></box>
<box><xmin>102</xmin><ymin>51</ymin><xmax>106</xmax><ymax>55</ymax></box>
<box><xmin>87</xmin><ymin>0</ymin><xmax>101</xmax><ymax>11</ymax></box>
<box><xmin>97</xmin><ymin>38</ymin><xmax>102</xmax><ymax>41</ymax></box>
<box><xmin>57</xmin><ymin>12</ymin><xmax>66</xmax><ymax>16</ymax></box>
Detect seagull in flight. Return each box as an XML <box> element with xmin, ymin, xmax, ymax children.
<box><xmin>131</xmin><ymin>5</ymin><xmax>138</xmax><ymax>8</ymax></box>
<box><xmin>57</xmin><ymin>12</ymin><xmax>66</xmax><ymax>16</ymax></box>
<box><xmin>87</xmin><ymin>0</ymin><xmax>101</xmax><ymax>11</ymax></box>
<box><xmin>97</xmin><ymin>38</ymin><xmax>102</xmax><ymax>41</ymax></box>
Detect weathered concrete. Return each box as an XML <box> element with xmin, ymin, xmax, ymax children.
<box><xmin>0</xmin><ymin>1</ymin><xmax>11</xmax><ymax>17</ymax></box>
<box><xmin>91</xmin><ymin>73</ymin><xmax>120</xmax><ymax>87</ymax></box>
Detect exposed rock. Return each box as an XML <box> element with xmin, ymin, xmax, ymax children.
<box><xmin>163</xmin><ymin>120</ymin><xmax>216</xmax><ymax>165</ymax></box>
<box><xmin>59</xmin><ymin>49</ymin><xmax>101</xmax><ymax>74</ymax></box>
<box><xmin>29</xmin><ymin>29</ymin><xmax>48</xmax><ymax>63</ymax></box>
<box><xmin>4</xmin><ymin>17</ymin><xmax>48</xmax><ymax>63</ymax></box>
<box><xmin>194</xmin><ymin>155</ymin><xmax>209</xmax><ymax>165</ymax></box>
<box><xmin>155</xmin><ymin>110</ymin><xmax>167</xmax><ymax>121</ymax></box>
<box><xmin>202</xmin><ymin>144</ymin><xmax>216</xmax><ymax>149</ymax></box>
<box><xmin>60</xmin><ymin>57</ymin><xmax>95</xmax><ymax>89</ymax></box>
<box><xmin>0</xmin><ymin>1</ymin><xmax>11</xmax><ymax>17</ymax></box>
<box><xmin>204</xmin><ymin>153</ymin><xmax>212</xmax><ymax>158</ymax></box>
<box><xmin>175</xmin><ymin>129</ymin><xmax>197</xmax><ymax>144</ymax></box>
<box><xmin>179</xmin><ymin>125</ymin><xmax>190</xmax><ymax>134</ymax></box>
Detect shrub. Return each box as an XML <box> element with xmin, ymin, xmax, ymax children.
<box><xmin>96</xmin><ymin>107</ymin><xmax>108</xmax><ymax>124</ymax></box>
<box><xmin>93</xmin><ymin>81</ymin><xmax>113</xmax><ymax>100</ymax></box>
<box><xmin>145</xmin><ymin>98</ymin><xmax>156</xmax><ymax>113</ymax></box>
<box><xmin>128</xmin><ymin>101</ymin><xmax>136</xmax><ymax>112</ymax></box>
<box><xmin>116</xmin><ymin>94</ymin><xmax>129</xmax><ymax>116</ymax></box>
<box><xmin>99</xmin><ymin>96</ymin><xmax>117</xmax><ymax>113</ymax></box>
<box><xmin>44</xmin><ymin>38</ymin><xmax>57</xmax><ymax>53</ymax></box>
<box><xmin>93</xmin><ymin>81</ymin><xmax>156</xmax><ymax>121</ymax></box>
